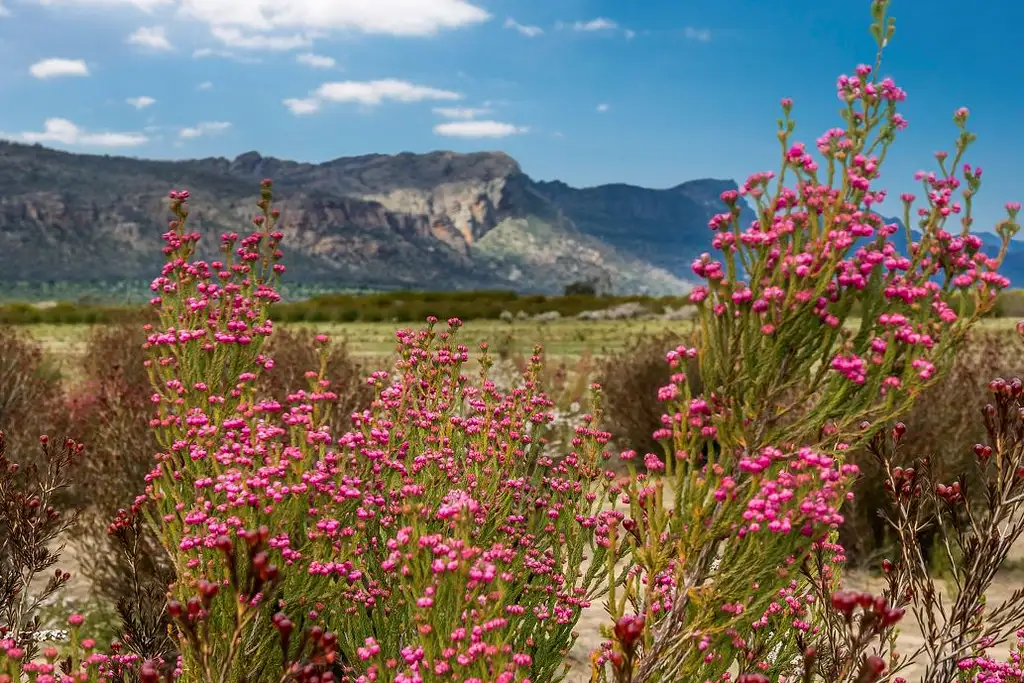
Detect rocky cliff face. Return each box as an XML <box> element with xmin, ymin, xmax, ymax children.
<box><xmin>0</xmin><ymin>141</ymin><xmax>753</xmax><ymax>294</ymax></box>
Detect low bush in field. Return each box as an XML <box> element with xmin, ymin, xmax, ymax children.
<box><xmin>595</xmin><ymin>331</ymin><xmax>694</xmax><ymax>460</ymax></box>
<box><xmin>0</xmin><ymin>327</ymin><xmax>66</xmax><ymax>454</ymax></box>
<box><xmin>840</xmin><ymin>328</ymin><xmax>1024</xmax><ymax>566</ymax></box>
<box><xmin>0</xmin><ymin>291</ymin><xmax>696</xmax><ymax>326</ymax></box>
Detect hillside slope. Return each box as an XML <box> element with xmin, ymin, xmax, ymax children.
<box><xmin>0</xmin><ymin>142</ymin><xmax>748</xmax><ymax>294</ymax></box>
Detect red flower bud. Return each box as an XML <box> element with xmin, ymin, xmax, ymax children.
<box><xmin>613</xmin><ymin>615</ymin><xmax>645</xmax><ymax>648</ymax></box>
<box><xmin>858</xmin><ymin>655</ymin><xmax>887</xmax><ymax>683</ymax></box>
<box><xmin>892</xmin><ymin>422</ymin><xmax>906</xmax><ymax>443</ymax></box>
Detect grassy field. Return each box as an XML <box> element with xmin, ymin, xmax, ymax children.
<box><xmin>21</xmin><ymin>315</ymin><xmax>1021</xmax><ymax>367</ymax></box>
<box><xmin>21</xmin><ymin>319</ymin><xmax>693</xmax><ymax>372</ymax></box>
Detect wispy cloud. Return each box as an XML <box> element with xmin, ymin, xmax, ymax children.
<box><xmin>283</xmin><ymin>98</ymin><xmax>320</xmax><ymax>115</ymax></box>
<box><xmin>434</xmin><ymin>120</ymin><xmax>527</xmax><ymax>138</ymax></box>
<box><xmin>0</xmin><ymin>2</ymin><xmax>10</xmax><ymax>17</ymax></box>
<box><xmin>572</xmin><ymin>18</ymin><xmax>617</xmax><ymax>32</ymax></box>
<box><xmin>127</xmin><ymin>26</ymin><xmax>172</xmax><ymax>50</ymax></box>
<box><xmin>210</xmin><ymin>27</ymin><xmax>311</xmax><ymax>51</ymax></box>
<box><xmin>30</xmin><ymin>0</ymin><xmax>493</xmax><ymax>48</ymax></box>
<box><xmin>296</xmin><ymin>53</ymin><xmax>336</xmax><ymax>68</ymax></box>
<box><xmin>684</xmin><ymin>26</ymin><xmax>712</xmax><ymax>42</ymax></box>
<box><xmin>126</xmin><ymin>95</ymin><xmax>156</xmax><ymax>109</ymax></box>
<box><xmin>177</xmin><ymin>0</ymin><xmax>490</xmax><ymax>37</ymax></box>
<box><xmin>433</xmin><ymin>106</ymin><xmax>491</xmax><ymax>119</ymax></box>
<box><xmin>35</xmin><ymin>0</ymin><xmax>172</xmax><ymax>10</ymax></box>
<box><xmin>285</xmin><ymin>79</ymin><xmax>462</xmax><ymax>114</ymax></box>
<box><xmin>179</xmin><ymin>121</ymin><xmax>231</xmax><ymax>139</ymax></box>
<box><xmin>11</xmin><ymin>118</ymin><xmax>147</xmax><ymax>147</ymax></box>
<box><xmin>192</xmin><ymin>48</ymin><xmax>261</xmax><ymax>63</ymax></box>
<box><xmin>29</xmin><ymin>58</ymin><xmax>88</xmax><ymax>79</ymax></box>
<box><xmin>596</xmin><ymin>103</ymin><xmax>609</xmax><ymax>113</ymax></box>
<box><xmin>504</xmin><ymin>17</ymin><xmax>542</xmax><ymax>37</ymax></box>
<box><xmin>196</xmin><ymin>80</ymin><xmax>213</xmax><ymax>90</ymax></box>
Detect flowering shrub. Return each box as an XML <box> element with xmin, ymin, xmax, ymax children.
<box><xmin>99</xmin><ymin>182</ymin><xmax>608</xmax><ymax>683</ymax></box>
<box><xmin>589</xmin><ymin>2</ymin><xmax>1020</xmax><ymax>681</ymax></box>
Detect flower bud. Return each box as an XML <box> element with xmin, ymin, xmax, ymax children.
<box><xmin>892</xmin><ymin>422</ymin><xmax>906</xmax><ymax>443</ymax></box>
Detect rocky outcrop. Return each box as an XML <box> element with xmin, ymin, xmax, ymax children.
<box><xmin>0</xmin><ymin>141</ymin><xmax>767</xmax><ymax>293</ymax></box>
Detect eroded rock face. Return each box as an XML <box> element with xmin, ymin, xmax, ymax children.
<box><xmin>0</xmin><ymin>142</ymin><xmax>752</xmax><ymax>293</ymax></box>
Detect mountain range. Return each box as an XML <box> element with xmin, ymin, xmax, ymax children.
<box><xmin>0</xmin><ymin>140</ymin><xmax>1021</xmax><ymax>295</ymax></box>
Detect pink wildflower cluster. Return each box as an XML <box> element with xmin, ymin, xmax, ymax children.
<box><xmin>737</xmin><ymin>447</ymin><xmax>858</xmax><ymax>538</ymax></box>
<box><xmin>0</xmin><ymin>614</ymin><xmax>179</xmax><ymax>682</ymax></box>
<box><xmin>123</xmin><ymin>184</ymin><xmax>614</xmax><ymax>681</ymax></box>
<box><xmin>690</xmin><ymin>63</ymin><xmax>1013</xmax><ymax>401</ymax></box>
<box><xmin>957</xmin><ymin>631</ymin><xmax>1024</xmax><ymax>682</ymax></box>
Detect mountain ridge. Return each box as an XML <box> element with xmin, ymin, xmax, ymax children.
<box><xmin>2</xmin><ymin>140</ymin><xmax>1022</xmax><ymax>294</ymax></box>
<box><xmin>0</xmin><ymin>141</ymin><xmax>754</xmax><ymax>294</ymax></box>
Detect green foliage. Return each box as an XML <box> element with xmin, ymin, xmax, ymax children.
<box><xmin>0</xmin><ymin>291</ymin><xmax>698</xmax><ymax>325</ymax></box>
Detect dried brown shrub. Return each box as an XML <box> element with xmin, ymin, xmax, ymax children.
<box><xmin>0</xmin><ymin>326</ymin><xmax>66</xmax><ymax>454</ymax></box>
<box><xmin>596</xmin><ymin>331</ymin><xmax>699</xmax><ymax>459</ymax></box>
<box><xmin>69</xmin><ymin>324</ymin><xmax>155</xmax><ymax>514</ymax></box>
<box><xmin>0</xmin><ymin>433</ymin><xmax>82</xmax><ymax>660</ymax></box>
<box><xmin>63</xmin><ymin>324</ymin><xmax>172</xmax><ymax>647</ymax></box>
<box><xmin>840</xmin><ymin>328</ymin><xmax>1024</xmax><ymax>566</ymax></box>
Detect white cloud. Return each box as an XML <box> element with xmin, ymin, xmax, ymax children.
<box><xmin>179</xmin><ymin>121</ymin><xmax>231</xmax><ymax>138</ymax></box>
<box><xmin>684</xmin><ymin>26</ymin><xmax>712</xmax><ymax>42</ymax></box>
<box><xmin>175</xmin><ymin>0</ymin><xmax>490</xmax><ymax>36</ymax></box>
<box><xmin>192</xmin><ymin>47</ymin><xmax>261</xmax><ymax>63</ymax></box>
<box><xmin>34</xmin><ymin>0</ymin><xmax>171</xmax><ymax>9</ymax></box>
<box><xmin>314</xmin><ymin>79</ymin><xmax>461</xmax><ymax>106</ymax></box>
<box><xmin>283</xmin><ymin>97</ymin><xmax>320</xmax><ymax>115</ymax></box>
<box><xmin>596</xmin><ymin>103</ymin><xmax>609</xmax><ymax>112</ymax></box>
<box><xmin>573</xmin><ymin>17</ymin><xmax>617</xmax><ymax>31</ymax></box>
<box><xmin>504</xmin><ymin>17</ymin><xmax>542</xmax><ymax>37</ymax></box>
<box><xmin>286</xmin><ymin>80</ymin><xmax>461</xmax><ymax>114</ymax></box>
<box><xmin>624</xmin><ymin>29</ymin><xmax>636</xmax><ymax>39</ymax></box>
<box><xmin>210</xmin><ymin>26</ymin><xmax>311</xmax><ymax>50</ymax></box>
<box><xmin>29</xmin><ymin>58</ymin><xmax>88</xmax><ymax>79</ymax></box>
<box><xmin>296</xmin><ymin>52</ymin><xmax>336</xmax><ymax>68</ymax></box>
<box><xmin>0</xmin><ymin>2</ymin><xmax>10</xmax><ymax>16</ymax></box>
<box><xmin>126</xmin><ymin>95</ymin><xmax>156</xmax><ymax>109</ymax></box>
<box><xmin>12</xmin><ymin>118</ymin><xmax>147</xmax><ymax>147</ymax></box>
<box><xmin>197</xmin><ymin>80</ymin><xmax>213</xmax><ymax>89</ymax></box>
<box><xmin>32</xmin><ymin>0</ymin><xmax>492</xmax><ymax>63</ymax></box>
<box><xmin>433</xmin><ymin>106</ymin><xmax>490</xmax><ymax>119</ymax></box>
<box><xmin>434</xmin><ymin>120</ymin><xmax>526</xmax><ymax>138</ymax></box>
<box><xmin>127</xmin><ymin>25</ymin><xmax>172</xmax><ymax>49</ymax></box>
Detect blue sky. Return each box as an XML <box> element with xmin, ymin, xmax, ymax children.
<box><xmin>1</xmin><ymin>0</ymin><xmax>1022</xmax><ymax>232</ymax></box>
